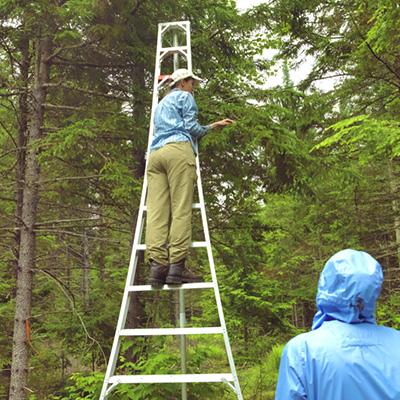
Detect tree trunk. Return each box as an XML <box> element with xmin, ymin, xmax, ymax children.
<box><xmin>4</xmin><ymin>31</ymin><xmax>31</xmax><ymax>399</ymax></box>
<box><xmin>13</xmin><ymin>34</ymin><xmax>30</xmax><ymax>277</ymax></box>
<box><xmin>9</xmin><ymin>36</ymin><xmax>52</xmax><ymax>400</ymax></box>
<box><xmin>82</xmin><ymin>230</ymin><xmax>90</xmax><ymax>311</ymax></box>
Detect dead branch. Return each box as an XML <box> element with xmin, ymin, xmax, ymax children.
<box><xmin>43</xmin><ymin>82</ymin><xmax>130</xmax><ymax>101</ymax></box>
<box><xmin>42</xmin><ymin>103</ymin><xmax>82</xmax><ymax>111</ymax></box>
<box><xmin>39</xmin><ymin>174</ymin><xmax>101</xmax><ymax>184</ymax></box>
<box><xmin>34</xmin><ymin>218</ymin><xmax>100</xmax><ymax>226</ymax></box>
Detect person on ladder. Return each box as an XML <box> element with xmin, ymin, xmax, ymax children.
<box><xmin>146</xmin><ymin>68</ymin><xmax>233</xmax><ymax>288</ymax></box>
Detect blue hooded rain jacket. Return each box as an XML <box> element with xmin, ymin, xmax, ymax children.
<box><xmin>275</xmin><ymin>249</ymin><xmax>400</xmax><ymax>400</ymax></box>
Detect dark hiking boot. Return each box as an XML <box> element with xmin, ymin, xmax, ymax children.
<box><xmin>149</xmin><ymin>260</ymin><xmax>169</xmax><ymax>289</ymax></box>
<box><xmin>165</xmin><ymin>259</ymin><xmax>202</xmax><ymax>285</ymax></box>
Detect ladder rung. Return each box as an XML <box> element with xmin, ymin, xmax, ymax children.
<box><xmin>160</xmin><ymin>46</ymin><xmax>188</xmax><ymax>52</ymax></box>
<box><xmin>143</xmin><ymin>203</ymin><xmax>201</xmax><ymax>211</ymax></box>
<box><xmin>137</xmin><ymin>241</ymin><xmax>207</xmax><ymax>250</ymax></box>
<box><xmin>119</xmin><ymin>327</ymin><xmax>223</xmax><ymax>336</ymax></box>
<box><xmin>109</xmin><ymin>373</ymin><xmax>234</xmax><ymax>384</ymax></box>
<box><xmin>128</xmin><ymin>282</ymin><xmax>214</xmax><ymax>292</ymax></box>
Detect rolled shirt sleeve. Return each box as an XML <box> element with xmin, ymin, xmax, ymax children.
<box><xmin>181</xmin><ymin>92</ymin><xmax>210</xmax><ymax>139</ymax></box>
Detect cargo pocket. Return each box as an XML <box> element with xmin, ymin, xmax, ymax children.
<box><xmin>187</xmin><ymin>160</ymin><xmax>197</xmax><ymax>183</ymax></box>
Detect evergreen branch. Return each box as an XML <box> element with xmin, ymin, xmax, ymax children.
<box><xmin>0</xmin><ymin>36</ymin><xmax>19</xmax><ymax>70</ymax></box>
<box><xmin>306</xmin><ymin>73</ymin><xmax>351</xmax><ymax>82</ymax></box>
<box><xmin>0</xmin><ymin>148</ymin><xmax>20</xmax><ymax>160</ymax></box>
<box><xmin>34</xmin><ymin>268</ymin><xmax>107</xmax><ymax>365</ymax></box>
<box><xmin>364</xmin><ymin>41</ymin><xmax>400</xmax><ymax>82</ymax></box>
<box><xmin>86</xmin><ymin>142</ymin><xmax>110</xmax><ymax>161</ymax></box>
<box><xmin>368</xmin><ymin>73</ymin><xmax>400</xmax><ymax>91</ymax></box>
<box><xmin>0</xmin><ymin>119</ymin><xmax>18</xmax><ymax>148</ymax></box>
<box><xmin>0</xmin><ymin>158</ymin><xmax>18</xmax><ymax>177</ymax></box>
<box><xmin>0</xmin><ymin>196</ymin><xmax>16</xmax><ymax>202</ymax></box>
<box><xmin>348</xmin><ymin>11</ymin><xmax>400</xmax><ymax>82</ymax></box>
<box><xmin>0</xmin><ymin>91</ymin><xmax>24</xmax><ymax>97</ymax></box>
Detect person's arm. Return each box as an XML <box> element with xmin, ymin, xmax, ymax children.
<box><xmin>181</xmin><ymin>93</ymin><xmax>233</xmax><ymax>138</ymax></box>
<box><xmin>275</xmin><ymin>342</ymin><xmax>307</xmax><ymax>400</ymax></box>
<box><xmin>209</xmin><ymin>118</ymin><xmax>234</xmax><ymax>129</ymax></box>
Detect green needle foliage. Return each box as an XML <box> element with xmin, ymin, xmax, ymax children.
<box><xmin>1</xmin><ymin>0</ymin><xmax>399</xmax><ymax>398</ymax></box>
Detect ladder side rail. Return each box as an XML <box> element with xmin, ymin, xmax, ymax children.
<box><xmin>99</xmin><ymin>222</ymin><xmax>146</xmax><ymax>399</ymax></box>
<box><xmin>124</xmin><ymin>20</ymin><xmax>164</xmax><ymax>290</ymax></box>
<box><xmin>186</xmin><ymin>22</ymin><xmax>192</xmax><ymax>71</ymax></box>
<box><xmin>100</xmin><ymin>22</ymin><xmax>164</xmax><ymax>400</ymax></box>
<box><xmin>145</xmin><ymin>25</ymin><xmax>163</xmax><ymax>154</ymax></box>
<box><xmin>194</xmin><ymin>152</ymin><xmax>244</xmax><ymax>400</ymax></box>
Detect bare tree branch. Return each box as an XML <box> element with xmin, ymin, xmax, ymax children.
<box><xmin>364</xmin><ymin>41</ymin><xmax>400</xmax><ymax>82</ymax></box>
<box><xmin>43</xmin><ymin>82</ymin><xmax>129</xmax><ymax>101</ymax></box>
<box><xmin>0</xmin><ymin>119</ymin><xmax>18</xmax><ymax>148</ymax></box>
<box><xmin>42</xmin><ymin>103</ymin><xmax>82</xmax><ymax>111</ymax></box>
<box><xmin>34</xmin><ymin>218</ymin><xmax>100</xmax><ymax>226</ymax></box>
<box><xmin>46</xmin><ymin>39</ymin><xmax>100</xmax><ymax>63</ymax></box>
<box><xmin>39</xmin><ymin>174</ymin><xmax>102</xmax><ymax>184</ymax></box>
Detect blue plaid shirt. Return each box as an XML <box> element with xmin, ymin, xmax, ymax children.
<box><xmin>151</xmin><ymin>88</ymin><xmax>210</xmax><ymax>153</ymax></box>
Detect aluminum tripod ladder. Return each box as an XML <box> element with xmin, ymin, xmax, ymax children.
<box><xmin>100</xmin><ymin>21</ymin><xmax>243</xmax><ymax>400</ymax></box>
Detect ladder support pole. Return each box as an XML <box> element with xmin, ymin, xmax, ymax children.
<box><xmin>173</xmin><ymin>32</ymin><xmax>180</xmax><ymax>71</ymax></box>
<box><xmin>179</xmin><ymin>288</ymin><xmax>188</xmax><ymax>400</ymax></box>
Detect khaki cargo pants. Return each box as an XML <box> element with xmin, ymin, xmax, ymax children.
<box><xmin>145</xmin><ymin>141</ymin><xmax>196</xmax><ymax>265</ymax></box>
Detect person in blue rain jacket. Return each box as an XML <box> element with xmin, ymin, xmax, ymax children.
<box><xmin>275</xmin><ymin>249</ymin><xmax>400</xmax><ymax>400</ymax></box>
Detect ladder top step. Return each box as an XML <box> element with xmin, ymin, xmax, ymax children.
<box><xmin>160</xmin><ymin>21</ymin><xmax>190</xmax><ymax>32</ymax></box>
<box><xmin>120</xmin><ymin>327</ymin><xmax>223</xmax><ymax>336</ymax></box>
<box><xmin>137</xmin><ymin>241</ymin><xmax>207</xmax><ymax>250</ymax></box>
<box><xmin>128</xmin><ymin>282</ymin><xmax>214</xmax><ymax>292</ymax></box>
<box><xmin>109</xmin><ymin>373</ymin><xmax>234</xmax><ymax>384</ymax></box>
<box><xmin>143</xmin><ymin>203</ymin><xmax>201</xmax><ymax>211</ymax></box>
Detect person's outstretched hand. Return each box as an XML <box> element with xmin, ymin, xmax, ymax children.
<box><xmin>210</xmin><ymin>118</ymin><xmax>234</xmax><ymax>129</ymax></box>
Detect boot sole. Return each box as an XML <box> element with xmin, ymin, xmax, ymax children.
<box><xmin>182</xmin><ymin>278</ymin><xmax>202</xmax><ymax>283</ymax></box>
<box><xmin>165</xmin><ymin>277</ymin><xmax>203</xmax><ymax>284</ymax></box>
<box><xmin>149</xmin><ymin>278</ymin><xmax>165</xmax><ymax>289</ymax></box>
<box><xmin>165</xmin><ymin>275</ymin><xmax>182</xmax><ymax>285</ymax></box>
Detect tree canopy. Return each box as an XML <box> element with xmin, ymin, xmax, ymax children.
<box><xmin>1</xmin><ymin>0</ymin><xmax>399</xmax><ymax>399</ymax></box>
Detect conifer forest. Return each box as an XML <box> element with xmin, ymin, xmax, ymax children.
<box><xmin>1</xmin><ymin>0</ymin><xmax>399</xmax><ymax>399</ymax></box>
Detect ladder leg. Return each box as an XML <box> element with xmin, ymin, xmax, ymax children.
<box><xmin>179</xmin><ymin>289</ymin><xmax>188</xmax><ymax>400</ymax></box>
<box><xmin>100</xmin><ymin>213</ymin><xmax>146</xmax><ymax>399</ymax></box>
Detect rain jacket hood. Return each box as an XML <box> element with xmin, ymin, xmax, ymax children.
<box><xmin>312</xmin><ymin>249</ymin><xmax>383</xmax><ymax>330</ymax></box>
<box><xmin>275</xmin><ymin>249</ymin><xmax>400</xmax><ymax>400</ymax></box>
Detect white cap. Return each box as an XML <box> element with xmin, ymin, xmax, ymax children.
<box><xmin>169</xmin><ymin>68</ymin><xmax>202</xmax><ymax>87</ymax></box>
